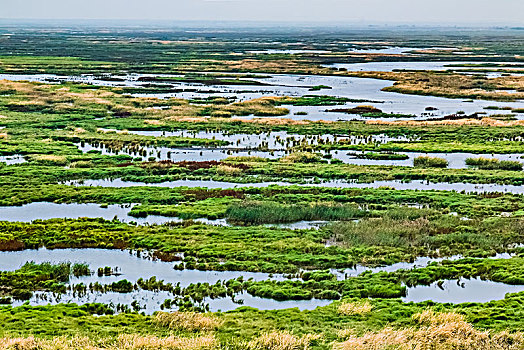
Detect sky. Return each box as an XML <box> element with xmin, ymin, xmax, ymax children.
<box><xmin>1</xmin><ymin>0</ymin><xmax>524</xmax><ymax>25</ymax></box>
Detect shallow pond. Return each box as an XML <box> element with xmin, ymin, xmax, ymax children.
<box><xmin>0</xmin><ymin>248</ymin><xmax>327</xmax><ymax>313</ymax></box>
<box><xmin>125</xmin><ymin>130</ymin><xmax>413</xmax><ymax>148</ymax></box>
<box><xmin>66</xmin><ymin>178</ymin><xmax>524</xmax><ymax>195</ymax></box>
<box><xmin>331</xmin><ymin>151</ymin><xmax>524</xmax><ymax>169</ymax></box>
<box><xmin>0</xmin><ymin>202</ymin><xmax>328</xmax><ymax>230</ymax></box>
<box><xmin>0</xmin><ymin>202</ymin><xmax>179</xmax><ymax>225</ymax></box>
<box><xmin>76</xmin><ymin>142</ymin><xmax>286</xmax><ymax>162</ymax></box>
<box><xmin>0</xmin><ymin>155</ymin><xmax>26</xmax><ymax>165</ymax></box>
<box><xmin>65</xmin><ymin>179</ymin><xmax>294</xmax><ymax>189</ymax></box>
<box><xmin>331</xmin><ymin>253</ymin><xmax>513</xmax><ymax>280</ymax></box>
<box><xmin>325</xmin><ymin>61</ymin><xmax>523</xmax><ymax>72</ymax></box>
<box><xmin>0</xmin><ymin>248</ymin><xmax>520</xmax><ymax>313</ymax></box>
<box><xmin>403</xmin><ymin>277</ymin><xmax>524</xmax><ymax>304</ymax></box>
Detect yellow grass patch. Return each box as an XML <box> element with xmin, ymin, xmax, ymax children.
<box><xmin>154</xmin><ymin>311</ymin><xmax>221</xmax><ymax>332</ymax></box>
<box><xmin>117</xmin><ymin>334</ymin><xmax>217</xmax><ymax>350</ymax></box>
<box><xmin>334</xmin><ymin>310</ymin><xmax>524</xmax><ymax>350</ymax></box>
<box><xmin>247</xmin><ymin>331</ymin><xmax>320</xmax><ymax>350</ymax></box>
<box><xmin>97</xmin><ymin>128</ymin><xmax>128</xmax><ymax>134</ymax></box>
<box><xmin>33</xmin><ymin>154</ymin><xmax>68</xmax><ymax>165</ymax></box>
<box><xmin>0</xmin><ymin>334</ymin><xmax>218</xmax><ymax>350</ymax></box>
<box><xmin>216</xmin><ymin>164</ymin><xmax>244</xmax><ymax>175</ymax></box>
<box><xmin>144</xmin><ymin>119</ymin><xmax>165</xmax><ymax>125</ymax></box>
<box><xmin>338</xmin><ymin>300</ymin><xmax>373</xmax><ymax>316</ymax></box>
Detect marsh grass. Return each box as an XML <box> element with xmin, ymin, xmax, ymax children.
<box><xmin>330</xmin><ymin>217</ymin><xmax>433</xmax><ymax>248</ymax></box>
<box><xmin>226</xmin><ymin>201</ymin><xmax>364</xmax><ymax>225</ymax></box>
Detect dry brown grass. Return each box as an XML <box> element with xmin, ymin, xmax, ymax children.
<box><xmin>153</xmin><ymin>311</ymin><xmax>222</xmax><ymax>332</ymax></box>
<box><xmin>32</xmin><ymin>154</ymin><xmax>68</xmax><ymax>164</ymax></box>
<box><xmin>344</xmin><ymin>71</ymin><xmax>524</xmax><ymax>101</ymax></box>
<box><xmin>338</xmin><ymin>301</ymin><xmax>373</xmax><ymax>316</ymax></box>
<box><xmin>220</xmin><ymin>59</ymin><xmax>327</xmax><ymax>74</ymax></box>
<box><xmin>143</xmin><ymin>119</ymin><xmax>165</xmax><ymax>125</ymax></box>
<box><xmin>116</xmin><ymin>334</ymin><xmax>218</xmax><ymax>350</ymax></box>
<box><xmin>225</xmin><ymin>156</ymin><xmax>267</xmax><ymax>162</ymax></box>
<box><xmin>334</xmin><ymin>310</ymin><xmax>524</xmax><ymax>350</ymax></box>
<box><xmin>247</xmin><ymin>331</ymin><xmax>320</xmax><ymax>350</ymax></box>
<box><xmin>216</xmin><ymin>164</ymin><xmax>244</xmax><ymax>175</ymax></box>
<box><xmin>280</xmin><ymin>152</ymin><xmax>321</xmax><ymax>164</ymax></box>
<box><xmin>0</xmin><ymin>334</ymin><xmax>217</xmax><ymax>350</ymax></box>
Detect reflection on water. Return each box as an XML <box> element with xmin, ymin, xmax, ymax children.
<box><xmin>0</xmin><ymin>202</ymin><xmax>204</xmax><ymax>225</ymax></box>
<box><xmin>0</xmin><ymin>248</ymin><xmax>520</xmax><ymax>312</ymax></box>
<box><xmin>0</xmin><ymin>155</ymin><xmax>26</xmax><ymax>165</ymax></box>
<box><xmin>403</xmin><ymin>277</ymin><xmax>524</xmax><ymax>304</ymax></box>
<box><xmin>0</xmin><ymin>248</ymin><xmax>326</xmax><ymax>313</ymax></box>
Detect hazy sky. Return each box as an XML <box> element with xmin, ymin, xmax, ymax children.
<box><xmin>2</xmin><ymin>0</ymin><xmax>524</xmax><ymax>25</ymax></box>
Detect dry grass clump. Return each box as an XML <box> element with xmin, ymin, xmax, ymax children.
<box><xmin>0</xmin><ymin>336</ymin><xmax>100</xmax><ymax>350</ymax></box>
<box><xmin>32</xmin><ymin>154</ymin><xmax>68</xmax><ymax>165</ymax></box>
<box><xmin>280</xmin><ymin>152</ymin><xmax>322</xmax><ymax>164</ymax></box>
<box><xmin>97</xmin><ymin>128</ymin><xmax>129</xmax><ymax>134</ymax></box>
<box><xmin>338</xmin><ymin>300</ymin><xmax>373</xmax><ymax>316</ymax></box>
<box><xmin>224</xmin><ymin>156</ymin><xmax>268</xmax><ymax>162</ymax></box>
<box><xmin>0</xmin><ymin>334</ymin><xmax>217</xmax><ymax>350</ymax></box>
<box><xmin>412</xmin><ymin>309</ymin><xmax>466</xmax><ymax>325</ymax></box>
<box><xmin>116</xmin><ymin>334</ymin><xmax>218</xmax><ymax>350</ymax></box>
<box><xmin>69</xmin><ymin>161</ymin><xmax>93</xmax><ymax>168</ymax></box>
<box><xmin>334</xmin><ymin>310</ymin><xmax>524</xmax><ymax>350</ymax></box>
<box><xmin>247</xmin><ymin>331</ymin><xmax>320</xmax><ymax>350</ymax></box>
<box><xmin>144</xmin><ymin>119</ymin><xmax>165</xmax><ymax>125</ymax></box>
<box><xmin>216</xmin><ymin>164</ymin><xmax>244</xmax><ymax>175</ymax></box>
<box><xmin>153</xmin><ymin>311</ymin><xmax>222</xmax><ymax>332</ymax></box>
